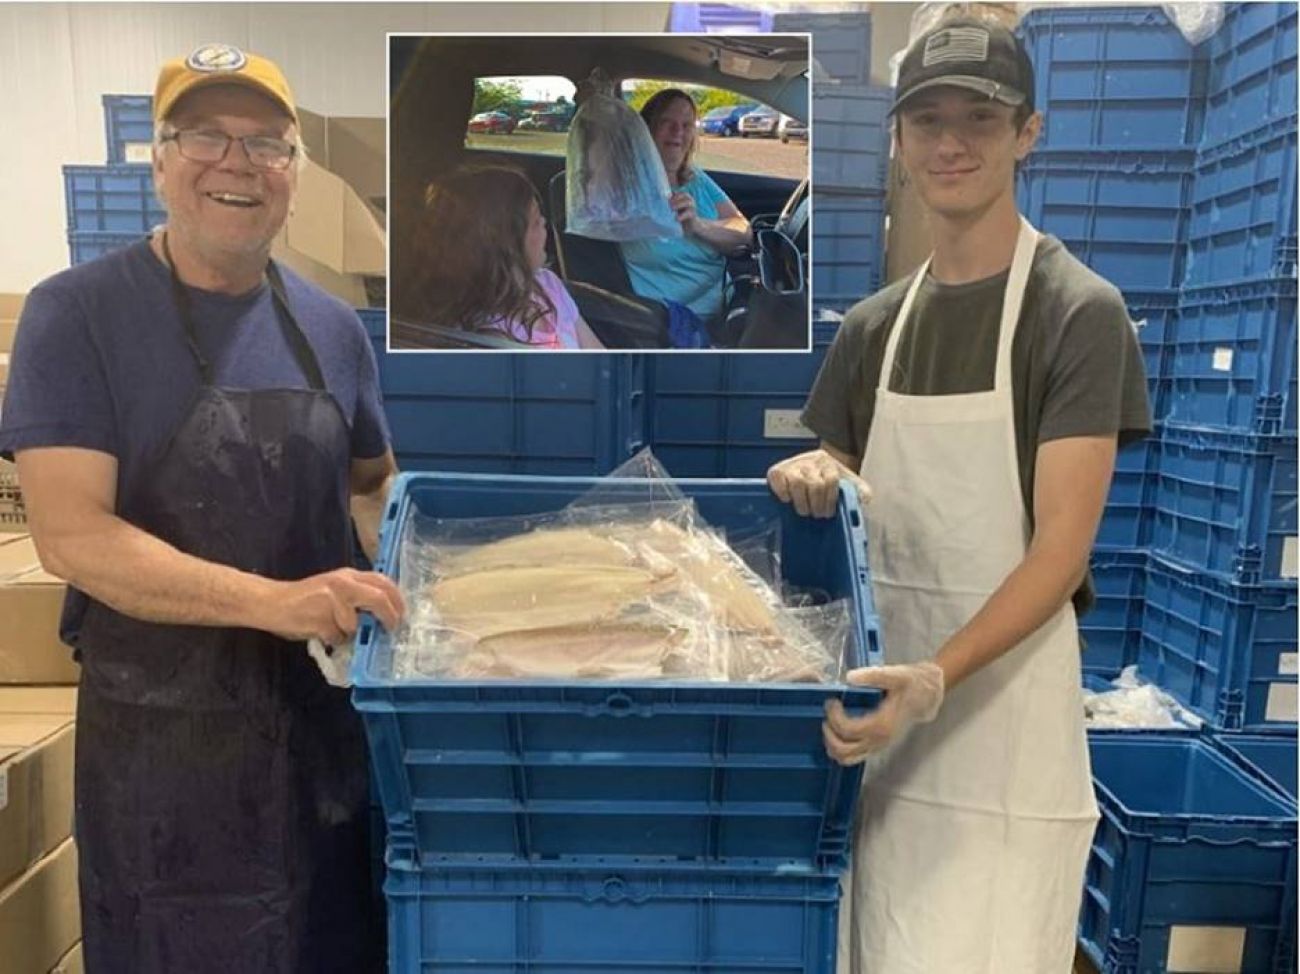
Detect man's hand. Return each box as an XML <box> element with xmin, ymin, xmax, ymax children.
<box><xmin>822</xmin><ymin>662</ymin><xmax>946</xmax><ymax>766</ymax></box>
<box><xmin>767</xmin><ymin>448</ymin><xmax>872</xmax><ymax>518</ymax></box>
<box><xmin>259</xmin><ymin>568</ymin><xmax>405</xmax><ymax>646</ymax></box>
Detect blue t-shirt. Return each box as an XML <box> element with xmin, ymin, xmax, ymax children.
<box><xmin>0</xmin><ymin>239</ymin><xmax>390</xmax><ymax>642</ymax></box>
<box><xmin>622</xmin><ymin>170</ymin><xmax>732</xmax><ymax>320</ymax></box>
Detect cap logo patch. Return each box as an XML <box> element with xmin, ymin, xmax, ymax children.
<box><xmin>185</xmin><ymin>43</ymin><xmax>247</xmax><ymax>73</ymax></box>
<box><xmin>922</xmin><ymin>26</ymin><xmax>990</xmax><ymax>66</ymax></box>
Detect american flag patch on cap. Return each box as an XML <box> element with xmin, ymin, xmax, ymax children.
<box><xmin>922</xmin><ymin>26</ymin><xmax>990</xmax><ymax>66</ymax></box>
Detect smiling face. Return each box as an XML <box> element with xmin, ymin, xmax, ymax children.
<box><xmin>896</xmin><ymin>87</ymin><xmax>1039</xmax><ymax>222</ymax></box>
<box><xmin>649</xmin><ymin>95</ymin><xmax>697</xmax><ymax>183</ymax></box>
<box><xmin>153</xmin><ymin>83</ymin><xmax>297</xmax><ymax>265</ymax></box>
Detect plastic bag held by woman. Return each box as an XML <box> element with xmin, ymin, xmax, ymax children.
<box><xmin>566</xmin><ymin>70</ymin><xmax>680</xmax><ymax>242</ymax></box>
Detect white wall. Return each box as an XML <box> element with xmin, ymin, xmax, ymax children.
<box><xmin>0</xmin><ymin>2</ymin><xmax>672</xmax><ymax>293</ymax></box>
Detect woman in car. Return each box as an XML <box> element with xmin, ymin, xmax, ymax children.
<box><xmin>621</xmin><ymin>89</ymin><xmax>752</xmax><ymax>324</ymax></box>
<box><xmin>396</xmin><ymin>165</ymin><xmax>605</xmax><ymax>349</ymax></box>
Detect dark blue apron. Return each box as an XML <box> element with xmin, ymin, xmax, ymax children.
<box><xmin>73</xmin><ymin>239</ymin><xmax>381</xmax><ymax>973</ymax></box>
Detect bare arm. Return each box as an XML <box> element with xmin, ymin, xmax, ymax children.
<box><xmin>933</xmin><ymin>435</ymin><xmax>1114</xmax><ymax>689</ymax></box>
<box><xmin>673</xmin><ymin>195</ymin><xmax>752</xmax><ymax>256</ymax></box>
<box><xmin>350</xmin><ymin>448</ymin><xmax>398</xmax><ymax>564</ymax></box>
<box><xmin>18</xmin><ymin>446</ymin><xmax>403</xmax><ymax>645</ymax></box>
<box><xmin>574</xmin><ymin>316</ymin><xmax>606</xmax><ymax>350</ymax></box>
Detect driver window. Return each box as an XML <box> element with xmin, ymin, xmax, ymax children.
<box><xmin>624</xmin><ymin>79</ymin><xmax>807</xmax><ymax>179</ymax></box>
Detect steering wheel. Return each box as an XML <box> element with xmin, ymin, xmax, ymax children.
<box><xmin>773</xmin><ymin>177</ymin><xmax>810</xmax><ymax>250</ymax></box>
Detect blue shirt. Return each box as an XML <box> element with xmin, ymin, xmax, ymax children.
<box><xmin>622</xmin><ymin>170</ymin><xmax>732</xmax><ymax>319</ymax></box>
<box><xmin>0</xmin><ymin>238</ymin><xmax>390</xmax><ymax>642</ymax></box>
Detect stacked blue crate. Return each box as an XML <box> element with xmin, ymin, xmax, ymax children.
<box><xmin>67</xmin><ymin>95</ymin><xmax>157</xmax><ymax>265</ymax></box>
<box><xmin>1018</xmin><ymin>12</ymin><xmax>1204</xmax><ymax>656</ymax></box>
<box><xmin>1024</xmin><ymin>7</ymin><xmax>1299</xmax><ymax>968</ymax></box>
<box><xmin>773</xmin><ymin>8</ymin><xmax>885</xmax><ymax>314</ymax></box>
<box><xmin>645</xmin><ymin>320</ymin><xmax>837</xmax><ymax>478</ymax></box>
<box><xmin>1144</xmin><ymin>0</ymin><xmax>1300</xmax><ymax>747</ymax></box>
<box><xmin>359</xmin><ymin>310</ymin><xmax>646</xmax><ymax>476</ymax></box>
<box><xmin>352</xmin><ymin>473</ymin><xmax>886</xmax><ymax>973</ymax></box>
<box><xmin>1080</xmin><ymin>735</ymin><xmax>1297</xmax><ymax>974</ymax></box>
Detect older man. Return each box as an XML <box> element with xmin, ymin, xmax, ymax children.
<box><xmin>0</xmin><ymin>44</ymin><xmax>400</xmax><ymax>972</ymax></box>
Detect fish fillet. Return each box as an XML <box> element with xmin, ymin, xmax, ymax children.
<box><xmin>439</xmin><ymin>527</ymin><xmax>641</xmax><ymax>575</ymax></box>
<box><xmin>429</xmin><ymin>564</ymin><xmax>671</xmax><ymax>637</ymax></box>
<box><xmin>637</xmin><ymin>520</ymin><xmax>779</xmax><ymax>632</ymax></box>
<box><xmin>452</xmin><ymin>623</ymin><xmax>685</xmax><ymax>679</ymax></box>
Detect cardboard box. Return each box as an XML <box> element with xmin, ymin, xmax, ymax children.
<box><xmin>0</xmin><ymin>837</ymin><xmax>79</xmax><ymax>974</ymax></box>
<box><xmin>0</xmin><ymin>703</ymin><xmax>75</xmax><ymax>890</ymax></box>
<box><xmin>0</xmin><ymin>687</ymin><xmax>76</xmax><ymax>715</ymax></box>
<box><xmin>271</xmin><ymin>234</ymin><xmax>369</xmax><ymax>308</ymax></box>
<box><xmin>0</xmin><ymin>535</ymin><xmax>78</xmax><ymax>684</ymax></box>
<box><xmin>283</xmin><ymin>158</ymin><xmax>385</xmax><ymax>276</ymax></box>
<box><xmin>0</xmin><ymin>459</ymin><xmax>24</xmax><ymax>534</ymax></box>
<box><xmin>298</xmin><ymin>108</ymin><xmax>386</xmax><ymax>210</ymax></box>
<box><xmin>50</xmin><ymin>942</ymin><xmax>83</xmax><ymax>974</ymax></box>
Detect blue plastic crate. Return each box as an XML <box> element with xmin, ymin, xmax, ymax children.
<box><xmin>102</xmin><ymin>93</ymin><xmax>154</xmax><ymax>164</ymax></box>
<box><xmin>63</xmin><ymin>165</ymin><xmax>166</xmax><ymax>234</ymax></box>
<box><xmin>1152</xmin><ymin>423</ymin><xmax>1298</xmax><ymax>585</ymax></box>
<box><xmin>773</xmin><ymin>10</ymin><xmax>871</xmax><ymax>83</ymax></box>
<box><xmin>1081</xmin><ymin>548</ymin><xmax>1148</xmax><ymax>679</ymax></box>
<box><xmin>386</xmin><ymin>862</ymin><xmax>840</xmax><ymax>974</ymax></box>
<box><xmin>67</xmin><ymin>230</ymin><xmax>143</xmax><ymax>265</ymax></box>
<box><xmin>1097</xmin><ymin>433</ymin><xmax>1161</xmax><ymax>549</ymax></box>
<box><xmin>1213</xmin><ymin>732</ymin><xmax>1299</xmax><ymax>806</ymax></box>
<box><xmin>1126</xmin><ymin>289</ymin><xmax>1179</xmax><ymax>423</ymax></box>
<box><xmin>811</xmin><ymin>192</ymin><xmax>883</xmax><ymax>313</ymax></box>
<box><xmin>1203</xmin><ymin>2</ymin><xmax>1298</xmax><ymax>149</ymax></box>
<box><xmin>1184</xmin><ymin>117</ymin><xmax>1298</xmax><ymax>286</ymax></box>
<box><xmin>645</xmin><ymin>322</ymin><xmax>836</xmax><ymax>478</ymax></box>
<box><xmin>364</xmin><ymin>313</ymin><xmax>645</xmax><ymax>476</ymax></box>
<box><xmin>1018</xmin><ymin>6</ymin><xmax>1207</xmax><ymax>150</ymax></box>
<box><xmin>1138</xmin><ymin>552</ymin><xmax>1298</xmax><ymax>732</ymax></box>
<box><xmin>1080</xmin><ymin>734</ymin><xmax>1298</xmax><ymax>974</ymax></box>
<box><xmin>352</xmin><ymin>473</ymin><xmax>884</xmax><ymax>871</ymax></box>
<box><xmin>809</xmin><ymin>85</ymin><xmax>890</xmax><ymax>193</ymax></box>
<box><xmin>1168</xmin><ymin>276</ymin><xmax>1298</xmax><ymax>434</ymax></box>
<box><xmin>1018</xmin><ymin>150</ymin><xmax>1195</xmax><ymax>289</ymax></box>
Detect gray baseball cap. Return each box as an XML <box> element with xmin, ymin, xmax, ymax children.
<box><xmin>891</xmin><ymin>16</ymin><xmax>1035</xmax><ymax>115</ymax></box>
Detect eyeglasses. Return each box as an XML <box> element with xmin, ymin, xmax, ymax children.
<box><xmin>161</xmin><ymin>129</ymin><xmax>296</xmax><ymax>172</ymax></box>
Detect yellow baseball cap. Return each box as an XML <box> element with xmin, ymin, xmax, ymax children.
<box><xmin>154</xmin><ymin>43</ymin><xmax>298</xmax><ymax>124</ymax></box>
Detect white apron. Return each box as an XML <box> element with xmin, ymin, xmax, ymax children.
<box><xmin>837</xmin><ymin>218</ymin><xmax>1098</xmax><ymax>974</ymax></box>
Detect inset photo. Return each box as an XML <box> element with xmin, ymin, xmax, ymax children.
<box><xmin>388</xmin><ymin>33</ymin><xmax>810</xmax><ymax>351</ymax></box>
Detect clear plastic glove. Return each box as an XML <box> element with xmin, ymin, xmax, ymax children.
<box><xmin>767</xmin><ymin>449</ymin><xmax>873</xmax><ymax>519</ymax></box>
<box><xmin>308</xmin><ymin>638</ymin><xmax>354</xmax><ymax>689</ymax></box>
<box><xmin>822</xmin><ymin>661</ymin><xmax>946</xmax><ymax>766</ymax></box>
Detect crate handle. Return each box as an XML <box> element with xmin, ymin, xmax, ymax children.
<box><xmin>589</xmin><ymin>876</ymin><xmax>650</xmax><ymax>905</ymax></box>
<box><xmin>586</xmin><ymin>692</ymin><xmax>649</xmax><ymax>718</ymax></box>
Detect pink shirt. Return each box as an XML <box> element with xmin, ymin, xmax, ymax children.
<box><xmin>496</xmin><ymin>269</ymin><xmax>582</xmax><ymax>349</ymax></box>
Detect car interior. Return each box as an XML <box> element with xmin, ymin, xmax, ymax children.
<box><xmin>389</xmin><ymin>34</ymin><xmax>811</xmax><ymax>350</ymax></box>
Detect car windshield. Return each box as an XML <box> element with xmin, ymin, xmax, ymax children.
<box><xmin>704</xmin><ymin>107</ymin><xmax>733</xmax><ymax>120</ymax></box>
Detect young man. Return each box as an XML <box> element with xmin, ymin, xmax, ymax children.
<box><xmin>768</xmin><ymin>17</ymin><xmax>1151</xmax><ymax>972</ymax></box>
<box><xmin>0</xmin><ymin>45</ymin><xmax>402</xmax><ymax>972</ymax></box>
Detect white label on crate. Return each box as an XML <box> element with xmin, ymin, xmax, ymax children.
<box><xmin>1166</xmin><ymin>926</ymin><xmax>1245</xmax><ymax>973</ymax></box>
<box><xmin>1280</xmin><ymin>653</ymin><xmax>1300</xmax><ymax>676</ymax></box>
<box><xmin>1282</xmin><ymin>536</ymin><xmax>1299</xmax><ymax>579</ymax></box>
<box><xmin>1265</xmin><ymin>682</ymin><xmax>1299</xmax><ymax>722</ymax></box>
<box><xmin>763</xmin><ymin>409</ymin><xmax>815</xmax><ymax>440</ymax></box>
<box><xmin>0</xmin><ymin>767</ymin><xmax>6</xmax><ymax>812</ymax></box>
<box><xmin>1211</xmin><ymin>347</ymin><xmax>1234</xmax><ymax>372</ymax></box>
<box><xmin>124</xmin><ymin>142</ymin><xmax>153</xmax><ymax>164</ymax></box>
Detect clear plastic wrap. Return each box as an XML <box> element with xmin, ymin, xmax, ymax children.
<box><xmin>565</xmin><ymin>69</ymin><xmax>681</xmax><ymax>242</ymax></box>
<box><xmin>1082</xmin><ymin>665</ymin><xmax>1203</xmax><ymax>729</ymax></box>
<box><xmin>388</xmin><ymin>453</ymin><xmax>850</xmax><ymax>684</ymax></box>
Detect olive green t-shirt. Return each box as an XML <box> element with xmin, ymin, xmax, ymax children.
<box><xmin>802</xmin><ymin>234</ymin><xmax>1153</xmax><ymax>616</ymax></box>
